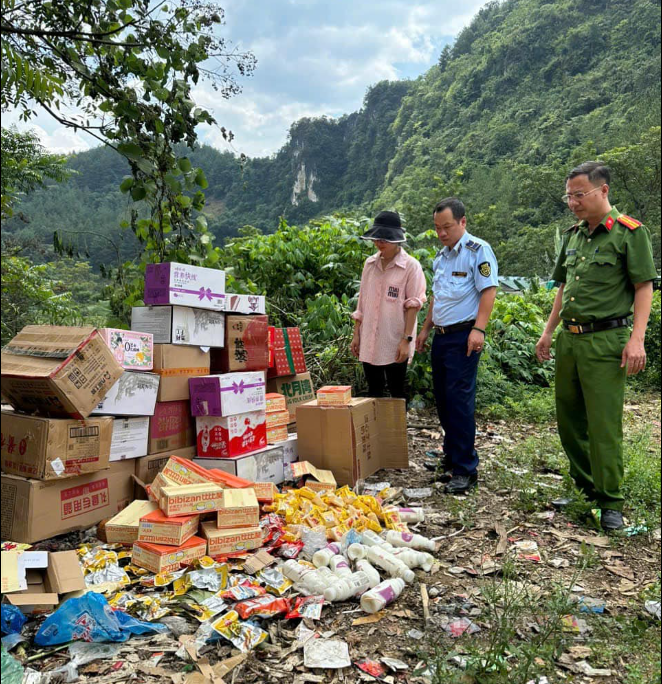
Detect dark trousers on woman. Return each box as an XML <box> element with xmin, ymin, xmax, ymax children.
<box><xmin>362</xmin><ymin>361</ymin><xmax>408</xmax><ymax>401</ymax></box>
<box><xmin>431</xmin><ymin>329</ymin><xmax>480</xmax><ymax>476</ymax></box>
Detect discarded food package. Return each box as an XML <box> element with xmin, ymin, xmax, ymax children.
<box><xmin>1</xmin><ymin>411</ymin><xmax>113</xmax><ymax>480</ymax></box>
<box><xmin>148</xmin><ymin>400</ymin><xmax>195</xmax><ymax>454</ymax></box>
<box><xmin>1</xmin><ymin>326</ymin><xmax>124</xmax><ymax>419</ymax></box>
<box><xmin>99</xmin><ymin>328</ymin><xmax>154</xmax><ymax>371</ymax></box>
<box><xmin>194</xmin><ymin>441</ymin><xmax>286</xmax><ymax>485</ymax></box>
<box><xmin>131</xmin><ymin>305</ymin><xmax>225</xmax><ymax>347</ymax></box>
<box><xmin>104</xmin><ymin>500</ymin><xmax>159</xmax><ymax>544</ymax></box>
<box><xmin>212</xmin><ymin>315</ymin><xmax>269</xmax><ymax>372</ymax></box>
<box><xmin>91</xmin><ymin>371</ymin><xmax>159</xmax><ymax>416</ymax></box>
<box><xmin>144</xmin><ymin>262</ymin><xmax>226</xmax><ymax>311</ymax></box>
<box><xmin>317</xmin><ymin>385</ymin><xmax>352</xmax><ymax>406</ymax></box>
<box><xmin>110</xmin><ymin>416</ymin><xmax>149</xmax><ymax>461</ymax></box>
<box><xmin>152</xmin><ymin>344</ymin><xmax>210</xmax><ymax>402</ymax></box>
<box><xmin>159</xmin><ymin>482</ymin><xmax>225</xmax><ymax>517</ymax></box>
<box><xmin>138</xmin><ymin>509</ymin><xmax>200</xmax><ymax>546</ymax></box>
<box><xmin>196</xmin><ymin>411</ymin><xmax>267</xmax><ymax>459</ymax></box>
<box><xmin>266</xmin><ymin>372</ymin><xmax>315</xmax><ymax>423</ymax></box>
<box><xmin>224</xmin><ymin>293</ymin><xmax>266</xmax><ymax>315</ymax></box>
<box><xmin>202</xmin><ymin>522</ymin><xmax>263</xmax><ymax>556</ymax></box>
<box><xmin>268</xmin><ymin>327</ymin><xmax>307</xmax><ymax>378</ymax></box>
<box><xmin>265</xmin><ymin>393</ymin><xmax>287</xmax><ymax>413</ymax></box>
<box><xmin>132</xmin><ymin>536</ymin><xmax>207</xmax><ymax>573</ymax></box>
<box><xmin>290</xmin><ymin>461</ymin><xmax>337</xmax><ymax>492</ymax></box>
<box><xmin>211</xmin><ymin>609</ymin><xmax>267</xmax><ymax>652</ymax></box>
<box><xmin>190</xmin><ymin>372</ymin><xmax>266</xmax><ymax>417</ymax></box>
<box><xmin>304</xmin><ymin>638</ymin><xmax>351</xmax><ymax>669</ymax></box>
<box><xmin>216</xmin><ymin>488</ymin><xmax>260</xmax><ymax>529</ymax></box>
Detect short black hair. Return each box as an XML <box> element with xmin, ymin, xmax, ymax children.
<box><xmin>566</xmin><ymin>161</ymin><xmax>610</xmax><ymax>186</ymax></box>
<box><xmin>433</xmin><ymin>197</ymin><xmax>465</xmax><ymax>220</ymax></box>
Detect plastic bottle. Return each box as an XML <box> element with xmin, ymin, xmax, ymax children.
<box><xmin>360</xmin><ymin>578</ymin><xmax>405</xmax><ymax>614</ymax></box>
<box><xmin>312</xmin><ymin>542</ymin><xmax>341</xmax><ymax>568</ymax></box>
<box><xmin>390</xmin><ymin>548</ymin><xmax>435</xmax><ymax>572</ymax></box>
<box><xmin>328</xmin><ymin>555</ymin><xmax>353</xmax><ymax>578</ymax></box>
<box><xmin>285</xmin><ymin>565</ymin><xmax>343</xmax><ymax>596</ymax></box>
<box><xmin>366</xmin><ymin>546</ymin><xmax>415</xmax><ymax>584</ymax></box>
<box><xmin>323</xmin><ymin>571</ymin><xmax>372</xmax><ymax>602</ymax></box>
<box><xmin>396</xmin><ymin>507</ymin><xmax>426</xmax><ymax>523</ymax></box>
<box><xmin>347</xmin><ymin>543</ymin><xmax>367</xmax><ymax>561</ymax></box>
<box><xmin>282</xmin><ymin>560</ymin><xmax>316</xmax><ymax>583</ymax></box>
<box><xmin>361</xmin><ymin>530</ymin><xmax>395</xmax><ymax>550</ymax></box>
<box><xmin>355</xmin><ymin>559</ymin><xmax>381</xmax><ymax>589</ymax></box>
<box><xmin>384</xmin><ymin>530</ymin><xmax>436</xmax><ymax>552</ymax></box>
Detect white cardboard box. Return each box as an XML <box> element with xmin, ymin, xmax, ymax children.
<box><xmin>99</xmin><ymin>329</ymin><xmax>154</xmax><ymax>371</ymax></box>
<box><xmin>131</xmin><ymin>306</ymin><xmax>225</xmax><ymax>347</ymax></box>
<box><xmin>189</xmin><ymin>371</ymin><xmax>266</xmax><ymax>417</ymax></box>
<box><xmin>110</xmin><ymin>417</ymin><xmax>150</xmax><ymax>461</ymax></box>
<box><xmin>145</xmin><ymin>262</ymin><xmax>226</xmax><ymax>311</ymax></box>
<box><xmin>224</xmin><ymin>294</ymin><xmax>266</xmax><ymax>315</ymax></box>
<box><xmin>91</xmin><ymin>372</ymin><xmax>160</xmax><ymax>416</ymax></box>
<box><xmin>194</xmin><ymin>442</ymin><xmax>285</xmax><ymax>485</ymax></box>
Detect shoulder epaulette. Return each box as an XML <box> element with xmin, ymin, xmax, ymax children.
<box><xmin>616</xmin><ymin>214</ymin><xmax>642</xmax><ymax>231</ymax></box>
<box><xmin>464</xmin><ymin>240</ymin><xmax>481</xmax><ymax>252</ymax></box>
<box><xmin>435</xmin><ymin>249</ymin><xmax>443</xmax><ymax>258</ymax></box>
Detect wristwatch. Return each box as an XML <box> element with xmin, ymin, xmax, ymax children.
<box><xmin>403</xmin><ymin>335</ymin><xmax>413</xmax><ymax>342</ymax></box>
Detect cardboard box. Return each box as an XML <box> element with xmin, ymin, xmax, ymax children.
<box><xmin>1</xmin><ymin>411</ymin><xmax>113</xmax><ymax>480</ymax></box>
<box><xmin>201</xmin><ymin>521</ymin><xmax>262</xmax><ymax>556</ymax></box>
<box><xmin>1</xmin><ymin>460</ymin><xmax>136</xmax><ymax>544</ymax></box>
<box><xmin>190</xmin><ymin>372</ymin><xmax>266</xmax><ymax>417</ymax></box>
<box><xmin>105</xmin><ymin>500</ymin><xmax>159</xmax><ymax>544</ymax></box>
<box><xmin>134</xmin><ymin>446</ymin><xmax>196</xmax><ymax>485</ymax></box>
<box><xmin>148</xmin><ymin>400</ymin><xmax>195</xmax><ymax>454</ymax></box>
<box><xmin>296</xmin><ymin>398</ymin><xmax>408</xmax><ymax>487</ymax></box>
<box><xmin>267</xmin><ymin>425</ymin><xmax>289</xmax><ymax>444</ymax></box>
<box><xmin>265</xmin><ymin>393</ymin><xmax>287</xmax><ymax>413</ymax></box>
<box><xmin>266</xmin><ymin>373</ymin><xmax>315</xmax><ymax>423</ymax></box>
<box><xmin>144</xmin><ymin>262</ymin><xmax>226</xmax><ymax>311</ymax></box>
<box><xmin>225</xmin><ymin>294</ymin><xmax>266</xmax><ymax>315</ymax></box>
<box><xmin>266</xmin><ymin>410</ymin><xmax>290</xmax><ymax>429</ymax></box>
<box><xmin>211</xmin><ymin>315</ymin><xmax>269</xmax><ymax>372</ymax></box>
<box><xmin>290</xmin><ymin>461</ymin><xmax>337</xmax><ymax>492</ymax></box>
<box><xmin>161</xmin><ymin>455</ymin><xmax>217</xmax><ymax>486</ymax></box>
<box><xmin>138</xmin><ymin>509</ymin><xmax>200</xmax><ymax>546</ymax></box>
<box><xmin>99</xmin><ymin>329</ymin><xmax>154</xmax><ymax>371</ymax></box>
<box><xmin>216</xmin><ymin>488</ymin><xmax>259</xmax><ymax>529</ymax></box>
<box><xmin>132</xmin><ymin>536</ymin><xmax>207</xmax><ymax>574</ymax></box>
<box><xmin>91</xmin><ymin>371</ymin><xmax>160</xmax><ymax>416</ymax></box>
<box><xmin>1</xmin><ymin>326</ymin><xmax>124</xmax><ymax>419</ymax></box>
<box><xmin>160</xmin><ymin>482</ymin><xmax>225</xmax><ymax>517</ymax></box>
<box><xmin>196</xmin><ymin>412</ymin><xmax>267</xmax><ymax>459</ymax></box>
<box><xmin>268</xmin><ymin>327</ymin><xmax>307</xmax><ymax>378</ymax></box>
<box><xmin>282</xmin><ymin>433</ymin><xmax>298</xmax><ymax>465</ymax></box>
<box><xmin>317</xmin><ymin>385</ymin><xmax>352</xmax><ymax>406</ymax></box>
<box><xmin>131</xmin><ymin>306</ymin><xmax>225</xmax><ymax>347</ymax></box>
<box><xmin>153</xmin><ymin>345</ymin><xmax>210</xmax><ymax>402</ymax></box>
<box><xmin>194</xmin><ymin>442</ymin><xmax>286</xmax><ymax>485</ymax></box>
<box><xmin>110</xmin><ymin>416</ymin><xmax>149</xmax><ymax>461</ymax></box>
<box><xmin>149</xmin><ymin>471</ymin><xmax>178</xmax><ymax>502</ymax></box>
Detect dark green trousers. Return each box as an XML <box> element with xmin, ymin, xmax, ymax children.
<box><xmin>555</xmin><ymin>327</ymin><xmax>629</xmax><ymax>511</ymax></box>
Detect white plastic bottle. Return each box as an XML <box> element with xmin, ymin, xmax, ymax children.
<box><xmin>323</xmin><ymin>571</ymin><xmax>372</xmax><ymax>602</ymax></box>
<box><xmin>292</xmin><ymin>566</ymin><xmax>342</xmax><ymax>596</ymax></box>
<box><xmin>355</xmin><ymin>559</ymin><xmax>381</xmax><ymax>589</ymax></box>
<box><xmin>360</xmin><ymin>578</ymin><xmax>405</xmax><ymax>614</ymax></box>
<box><xmin>282</xmin><ymin>560</ymin><xmax>315</xmax><ymax>583</ymax></box>
<box><xmin>390</xmin><ymin>548</ymin><xmax>435</xmax><ymax>572</ymax></box>
<box><xmin>346</xmin><ymin>543</ymin><xmax>367</xmax><ymax>561</ymax></box>
<box><xmin>328</xmin><ymin>555</ymin><xmax>353</xmax><ymax>577</ymax></box>
<box><xmin>366</xmin><ymin>546</ymin><xmax>415</xmax><ymax>584</ymax></box>
<box><xmin>312</xmin><ymin>542</ymin><xmax>341</xmax><ymax>568</ymax></box>
<box><xmin>384</xmin><ymin>530</ymin><xmax>436</xmax><ymax>552</ymax></box>
<box><xmin>396</xmin><ymin>507</ymin><xmax>426</xmax><ymax>523</ymax></box>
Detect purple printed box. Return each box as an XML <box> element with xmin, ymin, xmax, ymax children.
<box><xmin>144</xmin><ymin>263</ymin><xmax>226</xmax><ymax>311</ymax></box>
<box><xmin>189</xmin><ymin>372</ymin><xmax>267</xmax><ymax>417</ymax></box>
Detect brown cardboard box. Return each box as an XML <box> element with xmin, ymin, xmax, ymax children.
<box><xmin>1</xmin><ymin>460</ymin><xmax>136</xmax><ymax>544</ymax></box>
<box><xmin>153</xmin><ymin>345</ymin><xmax>210</xmax><ymax>402</ymax></box>
<box><xmin>266</xmin><ymin>372</ymin><xmax>315</xmax><ymax>423</ymax></box>
<box><xmin>1</xmin><ymin>326</ymin><xmax>124</xmax><ymax>419</ymax></box>
<box><xmin>296</xmin><ymin>398</ymin><xmax>408</xmax><ymax>487</ymax></box>
<box><xmin>132</xmin><ymin>536</ymin><xmax>207</xmax><ymax>574</ymax></box>
<box><xmin>105</xmin><ymin>500</ymin><xmax>160</xmax><ymax>544</ymax></box>
<box><xmin>289</xmin><ymin>461</ymin><xmax>337</xmax><ymax>492</ymax></box>
<box><xmin>201</xmin><ymin>521</ymin><xmax>263</xmax><ymax>556</ymax></box>
<box><xmin>138</xmin><ymin>509</ymin><xmax>200</xmax><ymax>546</ymax></box>
<box><xmin>1</xmin><ymin>411</ymin><xmax>113</xmax><ymax>480</ymax></box>
<box><xmin>134</xmin><ymin>446</ymin><xmax>196</xmax><ymax>485</ymax></box>
<box><xmin>216</xmin><ymin>488</ymin><xmax>259</xmax><ymax>529</ymax></box>
<box><xmin>160</xmin><ymin>482</ymin><xmax>225</xmax><ymax>517</ymax></box>
<box><xmin>148</xmin><ymin>401</ymin><xmax>195</xmax><ymax>454</ymax></box>
<box><xmin>211</xmin><ymin>315</ymin><xmax>269</xmax><ymax>372</ymax></box>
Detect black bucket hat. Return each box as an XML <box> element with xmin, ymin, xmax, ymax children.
<box><xmin>361</xmin><ymin>211</ymin><xmax>406</xmax><ymax>243</ymax></box>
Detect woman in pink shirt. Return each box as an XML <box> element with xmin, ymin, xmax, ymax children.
<box><xmin>351</xmin><ymin>211</ymin><xmax>427</xmax><ymax>401</ymax></box>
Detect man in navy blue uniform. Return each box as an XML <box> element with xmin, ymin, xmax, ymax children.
<box><xmin>416</xmin><ymin>198</ymin><xmax>499</xmax><ymax>493</ymax></box>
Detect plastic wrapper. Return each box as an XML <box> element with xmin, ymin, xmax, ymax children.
<box><xmin>211</xmin><ymin>610</ymin><xmax>267</xmax><ymax>652</ymax></box>
<box><xmin>278</xmin><ymin>541</ymin><xmax>304</xmax><ymax>559</ymax></box>
<box><xmin>220</xmin><ymin>583</ymin><xmax>267</xmax><ymax>601</ymax></box>
<box><xmin>444</xmin><ymin>618</ymin><xmax>481</xmax><ymax>637</ymax></box>
<box><xmin>135</xmin><ymin>596</ymin><xmax>170</xmax><ymax>621</ymax></box>
<box><xmin>200</xmin><ymin>595</ymin><xmax>228</xmax><ymax>620</ymax></box>
<box><xmin>304</xmin><ymin>639</ymin><xmax>351</xmax><ymax>669</ymax></box>
<box><xmin>301</xmin><ymin>526</ymin><xmax>328</xmax><ymax>560</ymax></box>
<box><xmin>235</xmin><ymin>595</ymin><xmax>291</xmax><ymax>620</ymax></box>
<box><xmin>1</xmin><ymin>605</ymin><xmax>26</xmax><ymax>636</ymax></box>
<box><xmin>403</xmin><ymin>488</ymin><xmax>432</xmax><ymax>499</ymax></box>
<box><xmin>355</xmin><ymin>659</ymin><xmax>388</xmax><ymax>680</ymax></box>
<box><xmin>85</xmin><ymin>565</ymin><xmax>131</xmax><ymax>587</ymax></box>
<box><xmin>1</xmin><ymin>645</ymin><xmax>24</xmax><ymax>684</ymax></box>
<box><xmin>258</xmin><ymin>567</ymin><xmax>293</xmax><ymax>595</ymax></box>
<box><xmin>34</xmin><ymin>593</ymin><xmax>169</xmax><ymax>645</ymax></box>
<box><xmin>188</xmin><ymin>564</ymin><xmax>229</xmax><ymax>592</ymax></box>
<box><xmin>286</xmin><ymin>595</ymin><xmax>325</xmax><ymax>620</ymax></box>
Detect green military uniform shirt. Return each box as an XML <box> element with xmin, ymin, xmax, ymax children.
<box><xmin>552</xmin><ymin>207</ymin><xmax>658</xmax><ymax>323</ymax></box>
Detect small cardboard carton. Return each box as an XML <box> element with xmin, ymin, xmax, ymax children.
<box><xmin>148</xmin><ymin>400</ymin><xmax>195</xmax><ymax>454</ymax></box>
<box><xmin>196</xmin><ymin>411</ymin><xmax>267</xmax><ymax>459</ymax></box>
<box><xmin>91</xmin><ymin>371</ymin><xmax>160</xmax><ymax>416</ymax></box>
<box><xmin>161</xmin><ymin>455</ymin><xmax>217</xmax><ymax>486</ymax></box>
<box><xmin>194</xmin><ymin>442</ymin><xmax>285</xmax><ymax>485</ymax></box>
<box><xmin>1</xmin><ymin>460</ymin><xmax>136</xmax><ymax>544</ymax></box>
<box><xmin>160</xmin><ymin>482</ymin><xmax>225</xmax><ymax>517</ymax></box>
<box><xmin>131</xmin><ymin>306</ymin><xmax>225</xmax><ymax>347</ymax></box>
<box><xmin>296</xmin><ymin>398</ymin><xmax>409</xmax><ymax>487</ymax></box>
<box><xmin>201</xmin><ymin>521</ymin><xmax>263</xmax><ymax>556</ymax></box>
<box><xmin>149</xmin><ymin>471</ymin><xmax>179</xmax><ymax>502</ymax></box>
<box><xmin>266</xmin><ymin>410</ymin><xmax>290</xmax><ymax>429</ymax></box>
<box><xmin>132</xmin><ymin>536</ymin><xmax>207</xmax><ymax>574</ymax></box>
<box><xmin>134</xmin><ymin>446</ymin><xmax>196</xmax><ymax>485</ymax></box>
<box><xmin>153</xmin><ymin>345</ymin><xmax>210</xmax><ymax>402</ymax></box>
<box><xmin>211</xmin><ymin>315</ymin><xmax>269</xmax><ymax>372</ymax></box>
<box><xmin>266</xmin><ymin>372</ymin><xmax>315</xmax><ymax>423</ymax></box>
<box><xmin>265</xmin><ymin>393</ymin><xmax>287</xmax><ymax>413</ymax></box>
<box><xmin>110</xmin><ymin>416</ymin><xmax>149</xmax><ymax>461</ymax></box>
<box><xmin>1</xmin><ymin>411</ymin><xmax>113</xmax><ymax>480</ymax></box>
<box><xmin>317</xmin><ymin>385</ymin><xmax>352</xmax><ymax>406</ymax></box>
<box><xmin>1</xmin><ymin>326</ymin><xmax>124</xmax><ymax>419</ymax></box>
<box><xmin>224</xmin><ymin>294</ymin><xmax>266</xmax><ymax>315</ymax></box>
<box><xmin>105</xmin><ymin>500</ymin><xmax>160</xmax><ymax>544</ymax></box>
<box><xmin>216</xmin><ymin>488</ymin><xmax>259</xmax><ymax>529</ymax></box>
<box><xmin>267</xmin><ymin>425</ymin><xmax>289</xmax><ymax>444</ymax></box>
<box><xmin>267</xmin><ymin>327</ymin><xmax>307</xmax><ymax>378</ymax></box>
<box><xmin>99</xmin><ymin>329</ymin><xmax>154</xmax><ymax>371</ymax></box>
<box><xmin>144</xmin><ymin>262</ymin><xmax>226</xmax><ymax>311</ymax></box>
<box><xmin>138</xmin><ymin>509</ymin><xmax>200</xmax><ymax>546</ymax></box>
<box><xmin>189</xmin><ymin>372</ymin><xmax>266</xmax><ymax>417</ymax></box>
<box><xmin>289</xmin><ymin>461</ymin><xmax>337</xmax><ymax>493</ymax></box>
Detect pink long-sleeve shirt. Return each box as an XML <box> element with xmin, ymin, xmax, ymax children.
<box><xmin>352</xmin><ymin>248</ymin><xmax>427</xmax><ymax>365</ymax></box>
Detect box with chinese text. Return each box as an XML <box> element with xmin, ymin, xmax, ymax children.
<box><xmin>224</xmin><ymin>294</ymin><xmax>266</xmax><ymax>315</ymax></box>
<box><xmin>144</xmin><ymin>262</ymin><xmax>226</xmax><ymax>311</ymax></box>
<box><xmin>148</xmin><ymin>400</ymin><xmax>195</xmax><ymax>454</ymax></box>
<box><xmin>132</xmin><ymin>536</ymin><xmax>207</xmax><ymax>574</ymax></box>
<box><xmin>99</xmin><ymin>329</ymin><xmax>153</xmax><ymax>371</ymax></box>
<box><xmin>131</xmin><ymin>306</ymin><xmax>225</xmax><ymax>347</ymax></box>
<box><xmin>196</xmin><ymin>411</ymin><xmax>267</xmax><ymax>459</ymax></box>
<box><xmin>110</xmin><ymin>416</ymin><xmax>149</xmax><ymax>461</ymax></box>
<box><xmin>189</xmin><ymin>372</ymin><xmax>266</xmax><ymax>417</ymax></box>
<box><xmin>267</xmin><ymin>327</ymin><xmax>307</xmax><ymax>378</ymax></box>
<box><xmin>91</xmin><ymin>371</ymin><xmax>160</xmax><ymax>416</ymax></box>
<box><xmin>211</xmin><ymin>315</ymin><xmax>269</xmax><ymax>372</ymax></box>
<box><xmin>266</xmin><ymin>372</ymin><xmax>315</xmax><ymax>423</ymax></box>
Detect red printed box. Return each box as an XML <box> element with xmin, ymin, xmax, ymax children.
<box><xmin>267</xmin><ymin>328</ymin><xmax>307</xmax><ymax>378</ymax></box>
<box><xmin>196</xmin><ymin>411</ymin><xmax>267</xmax><ymax>459</ymax></box>
<box><xmin>138</xmin><ymin>509</ymin><xmax>200</xmax><ymax>546</ymax></box>
<box><xmin>211</xmin><ymin>315</ymin><xmax>269</xmax><ymax>373</ymax></box>
<box><xmin>148</xmin><ymin>400</ymin><xmax>195</xmax><ymax>454</ymax></box>
<box><xmin>132</xmin><ymin>536</ymin><xmax>207</xmax><ymax>574</ymax></box>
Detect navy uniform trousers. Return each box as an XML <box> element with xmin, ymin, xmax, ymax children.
<box><xmin>431</xmin><ymin>329</ymin><xmax>480</xmax><ymax>476</ymax></box>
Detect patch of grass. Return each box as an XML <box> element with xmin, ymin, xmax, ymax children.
<box><xmin>480</xmin><ymin>384</ymin><xmax>556</xmax><ymax>424</ymax></box>
<box><xmin>622</xmin><ymin>427</ymin><xmax>661</xmax><ymax>529</ymax></box>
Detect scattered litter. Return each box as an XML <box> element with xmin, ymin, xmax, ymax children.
<box><xmin>1</xmin><ymin>645</ymin><xmax>24</xmax><ymax>684</ymax></box>
<box><xmin>352</xmin><ymin>612</ymin><xmax>386</xmax><ymax>626</ymax></box>
<box><xmin>560</xmin><ymin>615</ymin><xmax>590</xmax><ymax>635</ymax></box>
<box><xmin>576</xmin><ymin>597</ymin><xmax>606</xmax><ymax>614</ymax></box>
<box><xmin>304</xmin><ymin>639</ymin><xmax>351</xmax><ymax>669</ymax></box>
<box><xmin>51</xmin><ymin>642</ymin><xmax>123</xmax><ymax>682</ymax></box>
<box><xmin>645</xmin><ymin>600</ymin><xmax>661</xmax><ymax>620</ymax></box>
<box><xmin>444</xmin><ymin>618</ymin><xmax>480</xmax><ymax>637</ymax></box>
<box><xmin>403</xmin><ymin>488</ymin><xmax>432</xmax><ymax>499</ymax></box>
<box><xmin>355</xmin><ymin>658</ymin><xmax>388</xmax><ymax>679</ymax></box>
<box><xmin>548</xmin><ymin>557</ymin><xmax>570</xmax><ymax>569</ymax></box>
<box><xmin>558</xmin><ymin>653</ymin><xmax>612</xmax><ymax>676</ymax></box>
<box><xmin>0</xmin><ymin>605</ymin><xmax>26</xmax><ymax>636</ymax></box>
<box><xmin>407</xmin><ymin>629</ymin><xmax>425</xmax><ymax>640</ymax></box>
<box><xmin>513</xmin><ymin>540</ymin><xmax>541</xmax><ymax>562</ymax></box>
<box><xmin>381</xmin><ymin>657</ymin><xmax>408</xmax><ymax>671</ymax></box>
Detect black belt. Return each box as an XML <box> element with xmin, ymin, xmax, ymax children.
<box><xmin>562</xmin><ymin>316</ymin><xmax>630</xmax><ymax>334</ymax></box>
<box><xmin>434</xmin><ymin>320</ymin><xmax>475</xmax><ymax>335</ymax></box>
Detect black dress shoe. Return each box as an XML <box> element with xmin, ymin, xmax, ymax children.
<box><xmin>600</xmin><ymin>509</ymin><xmax>624</xmax><ymax>531</ymax></box>
<box><xmin>445</xmin><ymin>473</ymin><xmax>478</xmax><ymax>494</ymax></box>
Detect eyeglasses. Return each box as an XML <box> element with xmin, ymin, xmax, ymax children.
<box><xmin>561</xmin><ymin>187</ymin><xmax>602</xmax><ymax>203</ymax></box>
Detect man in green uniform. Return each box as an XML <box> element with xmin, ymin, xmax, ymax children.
<box><xmin>536</xmin><ymin>161</ymin><xmax>657</xmax><ymax>531</ymax></box>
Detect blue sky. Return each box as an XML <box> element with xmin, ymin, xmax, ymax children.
<box><xmin>5</xmin><ymin>0</ymin><xmax>488</xmax><ymax>157</ymax></box>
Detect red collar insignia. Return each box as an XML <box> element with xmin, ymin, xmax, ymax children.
<box><xmin>605</xmin><ymin>216</ymin><xmax>615</xmax><ymax>231</ymax></box>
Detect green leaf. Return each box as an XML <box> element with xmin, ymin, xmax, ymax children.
<box><xmin>194</xmin><ymin>168</ymin><xmax>208</xmax><ymax>189</ymax></box>
<box><xmin>178</xmin><ymin>157</ymin><xmax>192</xmax><ymax>173</ymax></box>
<box><xmin>117</xmin><ymin>142</ymin><xmax>143</xmax><ymax>160</ymax></box>
<box><xmin>131</xmin><ymin>184</ymin><xmax>147</xmax><ymax>201</ymax></box>
<box><xmin>119</xmin><ymin>177</ymin><xmax>134</xmax><ymax>193</ymax></box>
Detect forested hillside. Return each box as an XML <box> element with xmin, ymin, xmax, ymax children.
<box><xmin>3</xmin><ymin>0</ymin><xmax>660</xmax><ymax>277</ymax></box>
